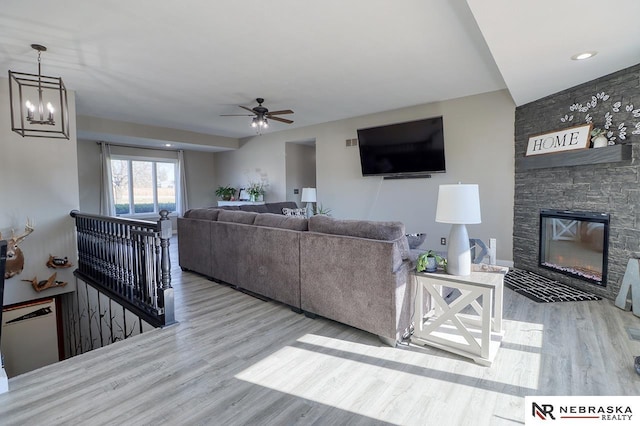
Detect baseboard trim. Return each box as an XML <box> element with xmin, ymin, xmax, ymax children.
<box><xmin>497</xmin><ymin>259</ymin><xmax>514</xmax><ymax>268</ymax></box>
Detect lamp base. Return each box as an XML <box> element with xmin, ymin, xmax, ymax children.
<box><xmin>447</xmin><ymin>224</ymin><xmax>471</xmax><ymax>276</ymax></box>
<box><xmin>305</xmin><ymin>202</ymin><xmax>313</xmax><ymax>218</ymax></box>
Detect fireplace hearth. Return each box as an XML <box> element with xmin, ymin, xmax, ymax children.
<box><xmin>539</xmin><ymin>209</ymin><xmax>610</xmax><ymax>286</ymax></box>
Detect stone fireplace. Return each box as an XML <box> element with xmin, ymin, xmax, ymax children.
<box><xmin>513</xmin><ymin>63</ymin><xmax>640</xmax><ymax>300</ymax></box>
<box><xmin>539</xmin><ymin>209</ymin><xmax>609</xmax><ymax>286</ymax></box>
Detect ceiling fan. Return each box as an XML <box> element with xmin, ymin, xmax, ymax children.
<box><xmin>221</xmin><ymin>98</ymin><xmax>294</xmax><ymax>129</ymax></box>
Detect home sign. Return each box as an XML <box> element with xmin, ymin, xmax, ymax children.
<box><xmin>525</xmin><ymin>124</ymin><xmax>592</xmax><ymax>156</ymax></box>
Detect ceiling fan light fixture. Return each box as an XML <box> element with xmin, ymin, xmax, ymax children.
<box><xmin>220</xmin><ymin>97</ymin><xmax>294</xmax><ymax>132</ymax></box>
<box><xmin>8</xmin><ymin>43</ymin><xmax>70</xmax><ymax>139</ymax></box>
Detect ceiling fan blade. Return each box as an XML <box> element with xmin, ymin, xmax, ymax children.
<box><xmin>220</xmin><ymin>114</ymin><xmax>254</xmax><ymax>117</ymax></box>
<box><xmin>239</xmin><ymin>105</ymin><xmax>256</xmax><ymax>114</ymax></box>
<box><xmin>267</xmin><ymin>109</ymin><xmax>294</xmax><ymax>115</ymax></box>
<box><xmin>268</xmin><ymin>116</ymin><xmax>294</xmax><ymax>124</ymax></box>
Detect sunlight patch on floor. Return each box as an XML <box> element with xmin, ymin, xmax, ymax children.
<box><xmin>236</xmin><ymin>343</ymin><xmax>433</xmax><ymax>423</ymax></box>
<box><xmin>235</xmin><ymin>332</ymin><xmax>542</xmax><ymax>424</ymax></box>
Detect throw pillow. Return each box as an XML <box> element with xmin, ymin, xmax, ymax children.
<box><xmin>282</xmin><ymin>207</ymin><xmax>307</xmax><ymax>217</ymax></box>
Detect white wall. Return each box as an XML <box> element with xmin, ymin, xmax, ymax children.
<box><xmin>77</xmin><ymin>115</ymin><xmax>239</xmax><ymax>152</ymax></box>
<box><xmin>215</xmin><ymin>90</ymin><xmax>515</xmax><ymax>261</ymax></box>
<box><xmin>77</xmin><ymin>140</ymin><xmax>101</xmax><ymax>214</ymax></box>
<box><xmin>215</xmin><ymin>137</ymin><xmax>286</xmax><ymax>201</ymax></box>
<box><xmin>285</xmin><ymin>143</ymin><xmax>316</xmax><ymax>206</ymax></box>
<box><xmin>0</xmin><ymin>78</ymin><xmax>79</xmax><ymax>305</ymax></box>
<box><xmin>183</xmin><ymin>150</ymin><xmax>217</xmax><ymax>208</ymax></box>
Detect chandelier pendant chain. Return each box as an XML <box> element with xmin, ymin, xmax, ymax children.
<box><xmin>37</xmin><ymin>50</ymin><xmax>44</xmax><ymax>122</ymax></box>
<box><xmin>24</xmin><ymin>44</ymin><xmax>55</xmax><ymax>126</ymax></box>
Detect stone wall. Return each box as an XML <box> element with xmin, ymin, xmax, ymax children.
<box><xmin>514</xmin><ymin>64</ymin><xmax>640</xmax><ymax>300</ymax></box>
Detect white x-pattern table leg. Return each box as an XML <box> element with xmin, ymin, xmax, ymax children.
<box><xmin>412</xmin><ymin>271</ymin><xmax>505</xmax><ymax>366</ymax></box>
<box><xmin>418</xmin><ymin>279</ymin><xmax>491</xmax><ymax>359</ymax></box>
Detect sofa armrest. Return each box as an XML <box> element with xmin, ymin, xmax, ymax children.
<box><xmin>177</xmin><ymin>217</ymin><xmax>213</xmax><ymax>275</ymax></box>
<box><xmin>300</xmin><ymin>232</ymin><xmax>412</xmax><ymax>342</ymax></box>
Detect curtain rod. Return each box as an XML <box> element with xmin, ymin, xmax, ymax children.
<box><xmin>95</xmin><ymin>141</ymin><xmax>181</xmax><ymax>152</ymax></box>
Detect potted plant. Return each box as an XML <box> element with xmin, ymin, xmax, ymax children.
<box><xmin>215</xmin><ymin>185</ymin><xmax>236</xmax><ymax>201</ymax></box>
<box><xmin>590</xmin><ymin>128</ymin><xmax>609</xmax><ymax>148</ymax></box>
<box><xmin>416</xmin><ymin>250</ymin><xmax>446</xmax><ymax>273</ymax></box>
<box><xmin>246</xmin><ymin>182</ymin><xmax>266</xmax><ymax>202</ymax></box>
<box><xmin>312</xmin><ymin>204</ymin><xmax>332</xmax><ymax>216</ymax></box>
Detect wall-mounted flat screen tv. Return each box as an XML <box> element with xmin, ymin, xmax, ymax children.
<box><xmin>357</xmin><ymin>116</ymin><xmax>446</xmax><ymax>177</ymax></box>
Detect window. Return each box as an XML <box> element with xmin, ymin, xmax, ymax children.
<box><xmin>111</xmin><ymin>157</ymin><xmax>178</xmax><ymax>216</ymax></box>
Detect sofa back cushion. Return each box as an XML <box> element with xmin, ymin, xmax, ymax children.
<box><xmin>183</xmin><ymin>208</ymin><xmax>220</xmax><ymax>221</ymax></box>
<box><xmin>309</xmin><ymin>215</ymin><xmax>410</xmax><ymax>259</ymax></box>
<box><xmin>265</xmin><ymin>201</ymin><xmax>298</xmax><ymax>214</ymax></box>
<box><xmin>309</xmin><ymin>215</ymin><xmax>403</xmax><ymax>240</ymax></box>
<box><xmin>254</xmin><ymin>213</ymin><xmax>309</xmax><ymax>231</ymax></box>
<box><xmin>240</xmin><ymin>204</ymin><xmax>269</xmax><ymax>213</ymax></box>
<box><xmin>217</xmin><ymin>210</ymin><xmax>258</xmax><ymax>225</ymax></box>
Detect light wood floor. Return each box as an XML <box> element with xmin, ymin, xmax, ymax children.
<box><xmin>1</xmin><ymin>238</ymin><xmax>639</xmax><ymax>425</ymax></box>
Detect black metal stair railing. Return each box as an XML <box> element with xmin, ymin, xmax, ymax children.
<box><xmin>69</xmin><ymin>210</ymin><xmax>174</xmax><ymax>328</ymax></box>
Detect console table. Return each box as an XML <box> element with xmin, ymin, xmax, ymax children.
<box><xmin>217</xmin><ymin>201</ymin><xmax>266</xmax><ymax>207</ymax></box>
<box><xmin>411</xmin><ymin>267</ymin><xmax>507</xmax><ymax>366</ymax></box>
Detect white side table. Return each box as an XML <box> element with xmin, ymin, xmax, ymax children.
<box><xmin>411</xmin><ymin>267</ymin><xmax>507</xmax><ymax>366</ymax></box>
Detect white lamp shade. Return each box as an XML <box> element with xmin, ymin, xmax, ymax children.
<box><xmin>435</xmin><ymin>184</ymin><xmax>481</xmax><ymax>224</ymax></box>
<box><xmin>301</xmin><ymin>187</ymin><xmax>317</xmax><ymax>203</ymax></box>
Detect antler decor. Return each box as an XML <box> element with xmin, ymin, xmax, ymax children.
<box><xmin>22</xmin><ymin>273</ymin><xmax>67</xmax><ymax>292</ymax></box>
<box><xmin>1</xmin><ymin>219</ymin><xmax>35</xmax><ymax>279</ymax></box>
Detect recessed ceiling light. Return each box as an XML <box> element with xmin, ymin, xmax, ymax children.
<box><xmin>165</xmin><ymin>143</ymin><xmax>172</xmax><ymax>147</ymax></box>
<box><xmin>571</xmin><ymin>51</ymin><xmax>597</xmax><ymax>61</ymax></box>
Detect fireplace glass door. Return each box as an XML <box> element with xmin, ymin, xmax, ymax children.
<box><xmin>539</xmin><ymin>209</ymin><xmax>609</xmax><ymax>286</ymax></box>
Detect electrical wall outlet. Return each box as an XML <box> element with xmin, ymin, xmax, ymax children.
<box><xmin>440</xmin><ymin>237</ymin><xmax>447</xmax><ymax>245</ymax></box>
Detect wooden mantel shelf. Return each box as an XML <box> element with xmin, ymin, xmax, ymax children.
<box><xmin>516</xmin><ymin>144</ymin><xmax>632</xmax><ymax>171</ymax></box>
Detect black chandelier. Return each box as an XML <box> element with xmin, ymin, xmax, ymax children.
<box><xmin>8</xmin><ymin>44</ymin><xmax>70</xmax><ymax>139</ymax></box>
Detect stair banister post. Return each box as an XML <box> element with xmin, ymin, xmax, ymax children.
<box><xmin>157</xmin><ymin>210</ymin><xmax>175</xmax><ymax>325</ymax></box>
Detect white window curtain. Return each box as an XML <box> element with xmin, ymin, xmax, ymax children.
<box><xmin>99</xmin><ymin>142</ymin><xmax>116</xmax><ymax>216</ymax></box>
<box><xmin>177</xmin><ymin>150</ymin><xmax>189</xmax><ymax>215</ymax></box>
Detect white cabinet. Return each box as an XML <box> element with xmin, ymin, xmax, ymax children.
<box><xmin>1</xmin><ymin>298</ymin><xmax>60</xmax><ymax>378</ymax></box>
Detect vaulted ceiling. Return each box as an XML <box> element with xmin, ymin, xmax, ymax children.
<box><xmin>2</xmin><ymin>0</ymin><xmax>639</xmax><ymax>139</ymax></box>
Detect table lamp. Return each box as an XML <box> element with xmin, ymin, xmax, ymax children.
<box><xmin>435</xmin><ymin>183</ymin><xmax>481</xmax><ymax>276</ymax></box>
<box><xmin>301</xmin><ymin>187</ymin><xmax>317</xmax><ymax>218</ymax></box>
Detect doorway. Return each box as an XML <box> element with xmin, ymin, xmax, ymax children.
<box><xmin>285</xmin><ymin>140</ymin><xmax>316</xmax><ymax>208</ymax></box>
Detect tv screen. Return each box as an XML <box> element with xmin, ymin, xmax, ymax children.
<box><xmin>357</xmin><ymin>116</ymin><xmax>446</xmax><ymax>177</ymax></box>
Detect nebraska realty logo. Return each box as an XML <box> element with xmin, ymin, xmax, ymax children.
<box><xmin>525</xmin><ymin>396</ymin><xmax>638</xmax><ymax>424</ymax></box>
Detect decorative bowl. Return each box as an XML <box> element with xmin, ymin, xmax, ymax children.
<box><xmin>406</xmin><ymin>233</ymin><xmax>427</xmax><ymax>249</ymax></box>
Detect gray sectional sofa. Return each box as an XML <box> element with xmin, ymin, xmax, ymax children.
<box><xmin>177</xmin><ymin>203</ymin><xmax>413</xmax><ymax>345</ymax></box>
